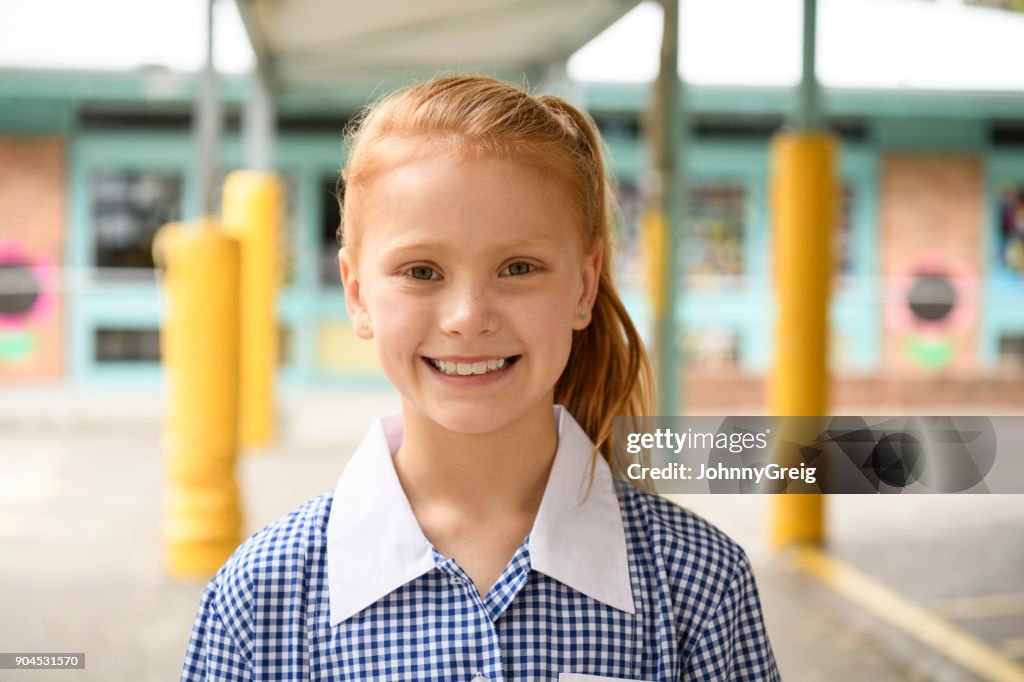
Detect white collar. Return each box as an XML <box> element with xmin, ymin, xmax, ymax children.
<box><xmin>326</xmin><ymin>405</ymin><xmax>635</xmax><ymax>626</ymax></box>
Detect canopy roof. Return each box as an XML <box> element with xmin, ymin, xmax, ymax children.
<box><xmin>235</xmin><ymin>0</ymin><xmax>642</xmax><ymax>89</ymax></box>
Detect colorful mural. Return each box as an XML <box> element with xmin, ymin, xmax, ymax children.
<box><xmin>0</xmin><ymin>243</ymin><xmax>56</xmax><ymax>365</ymax></box>
<box><xmin>0</xmin><ymin>136</ymin><xmax>66</xmax><ymax>377</ymax></box>
<box><xmin>881</xmin><ymin>156</ymin><xmax>983</xmax><ymax>373</ymax></box>
<box><xmin>684</xmin><ymin>183</ymin><xmax>745</xmax><ymax>287</ymax></box>
<box><xmin>887</xmin><ymin>255</ymin><xmax>977</xmax><ymax>371</ymax></box>
<box><xmin>1000</xmin><ymin>184</ymin><xmax>1024</xmax><ymax>277</ymax></box>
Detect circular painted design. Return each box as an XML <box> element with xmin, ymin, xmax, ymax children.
<box><xmin>0</xmin><ymin>242</ymin><xmax>55</xmax><ymax>330</ymax></box>
<box><xmin>886</xmin><ymin>254</ymin><xmax>977</xmax><ymax>371</ymax></box>
<box><xmin>0</xmin><ymin>261</ymin><xmax>41</xmax><ymax>316</ymax></box>
<box><xmin>907</xmin><ymin>274</ymin><xmax>956</xmax><ymax>322</ymax></box>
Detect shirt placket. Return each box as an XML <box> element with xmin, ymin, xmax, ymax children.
<box><xmin>432</xmin><ymin>541</ymin><xmax>532</xmax><ymax>682</ymax></box>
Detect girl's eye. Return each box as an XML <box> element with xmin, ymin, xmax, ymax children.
<box><xmin>406</xmin><ymin>266</ymin><xmax>440</xmax><ymax>281</ymax></box>
<box><xmin>501</xmin><ymin>262</ymin><xmax>534</xmax><ymax>277</ymax></box>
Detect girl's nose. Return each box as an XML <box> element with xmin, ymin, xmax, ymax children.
<box><xmin>440</xmin><ymin>283</ymin><xmax>498</xmax><ymax>337</ymax></box>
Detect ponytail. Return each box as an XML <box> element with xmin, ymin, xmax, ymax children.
<box><xmin>536</xmin><ymin>95</ymin><xmax>656</xmax><ymax>487</ymax></box>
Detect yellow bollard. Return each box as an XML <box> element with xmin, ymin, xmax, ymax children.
<box><xmin>159</xmin><ymin>219</ymin><xmax>243</xmax><ymax>580</ymax></box>
<box><xmin>767</xmin><ymin>131</ymin><xmax>837</xmax><ymax>549</ymax></box>
<box><xmin>643</xmin><ymin>210</ymin><xmax>668</xmax><ymax>320</ymax></box>
<box><xmin>221</xmin><ymin>171</ymin><xmax>282</xmax><ymax>450</ymax></box>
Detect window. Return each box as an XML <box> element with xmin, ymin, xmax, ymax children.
<box><xmin>94</xmin><ymin>326</ymin><xmax>290</xmax><ymax>365</ymax></box>
<box><xmin>681</xmin><ymin>329</ymin><xmax>739</xmax><ymax>370</ymax></box>
<box><xmin>92</xmin><ymin>171</ymin><xmax>181</xmax><ymax>277</ymax></box>
<box><xmin>279</xmin><ymin>173</ymin><xmax>298</xmax><ymax>288</ymax></box>
<box><xmin>998</xmin><ymin>333</ymin><xmax>1024</xmax><ymax>372</ymax></box>
<box><xmin>615</xmin><ymin>181</ymin><xmax>747</xmax><ymax>292</ymax></box>
<box><xmin>836</xmin><ymin>184</ymin><xmax>855</xmax><ymax>276</ymax></box>
<box><xmin>998</xmin><ymin>183</ymin><xmax>1024</xmax><ymax>277</ymax></box>
<box><xmin>613</xmin><ymin>179</ymin><xmax>643</xmax><ymax>292</ymax></box>
<box><xmin>277</xmin><ymin>325</ymin><xmax>292</xmax><ymax>367</ymax></box>
<box><xmin>594</xmin><ymin>115</ymin><xmax>640</xmax><ymax>140</ymax></box>
<box><xmin>320</xmin><ymin>175</ymin><xmax>344</xmax><ymax>286</ymax></box>
<box><xmin>684</xmin><ymin>183</ymin><xmax>745</xmax><ymax>287</ymax></box>
<box><xmin>95</xmin><ymin>328</ymin><xmax>161</xmax><ymax>363</ymax></box>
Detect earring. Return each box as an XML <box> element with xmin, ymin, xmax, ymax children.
<box><xmin>360</xmin><ymin>320</ymin><xmax>370</xmax><ymax>332</ymax></box>
<box><xmin>578</xmin><ymin>310</ymin><xmax>588</xmax><ymax>320</ymax></box>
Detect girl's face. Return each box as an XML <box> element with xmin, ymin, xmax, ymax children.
<box><xmin>339</xmin><ymin>147</ymin><xmax>601</xmax><ymax>436</ymax></box>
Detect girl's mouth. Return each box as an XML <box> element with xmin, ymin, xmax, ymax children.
<box><xmin>422</xmin><ymin>355</ymin><xmax>521</xmax><ymax>377</ymax></box>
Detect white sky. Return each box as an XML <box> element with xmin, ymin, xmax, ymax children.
<box><xmin>1</xmin><ymin>0</ymin><xmax>1022</xmax><ymax>91</ymax></box>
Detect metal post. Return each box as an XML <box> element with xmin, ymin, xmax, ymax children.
<box><xmin>797</xmin><ymin>0</ymin><xmax>822</xmax><ymax>131</ymax></box>
<box><xmin>195</xmin><ymin>0</ymin><xmax>221</xmax><ymax>217</ymax></box>
<box><xmin>243</xmin><ymin>71</ymin><xmax>276</xmax><ymax>172</ymax></box>
<box><xmin>647</xmin><ymin>0</ymin><xmax>684</xmax><ymax>416</ymax></box>
<box><xmin>238</xmin><ymin>64</ymin><xmax>280</xmax><ymax>450</ymax></box>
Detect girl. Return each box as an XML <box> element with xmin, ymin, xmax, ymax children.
<box><xmin>182</xmin><ymin>75</ymin><xmax>780</xmax><ymax>681</ymax></box>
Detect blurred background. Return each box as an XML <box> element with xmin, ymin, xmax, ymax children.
<box><xmin>1</xmin><ymin>0</ymin><xmax>1022</xmax><ymax>680</ymax></box>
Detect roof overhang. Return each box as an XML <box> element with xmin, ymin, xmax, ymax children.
<box><xmin>234</xmin><ymin>0</ymin><xmax>643</xmax><ymax>92</ymax></box>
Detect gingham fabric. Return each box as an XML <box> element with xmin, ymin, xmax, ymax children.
<box><xmin>182</xmin><ymin>408</ymin><xmax>780</xmax><ymax>681</ymax></box>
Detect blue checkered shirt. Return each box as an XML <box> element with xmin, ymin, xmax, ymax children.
<box><xmin>182</xmin><ymin>407</ymin><xmax>780</xmax><ymax>681</ymax></box>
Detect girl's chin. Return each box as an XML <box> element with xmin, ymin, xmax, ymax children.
<box><xmin>404</xmin><ymin>399</ymin><xmax>541</xmax><ymax>438</ymax></box>
<box><xmin>426</xmin><ymin>408</ymin><xmax>519</xmax><ymax>436</ymax></box>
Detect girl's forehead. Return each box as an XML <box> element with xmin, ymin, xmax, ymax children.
<box><xmin>357</xmin><ymin>151</ymin><xmax>571</xmax><ymax>215</ymax></box>
<box><xmin>352</xmin><ymin>133</ymin><xmax>568</xmax><ymax>189</ymax></box>
<box><xmin>350</xmin><ymin>132</ymin><xmax>485</xmax><ymax>179</ymax></box>
<box><xmin>343</xmin><ymin>135</ymin><xmax>593</xmax><ymax>255</ymax></box>
<box><xmin>347</xmin><ymin>158</ymin><xmax>589</xmax><ymax>259</ymax></box>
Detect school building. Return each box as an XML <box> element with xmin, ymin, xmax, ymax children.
<box><xmin>1</xmin><ymin>69</ymin><xmax>1022</xmax><ymax>409</ymax></box>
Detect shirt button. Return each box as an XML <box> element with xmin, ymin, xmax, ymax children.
<box><xmin>450</xmin><ymin>576</ymin><xmax>465</xmax><ymax>585</ymax></box>
<box><xmin>471</xmin><ymin>674</ymin><xmax>487</xmax><ymax>681</ymax></box>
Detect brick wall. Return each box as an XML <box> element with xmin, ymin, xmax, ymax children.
<box><xmin>880</xmin><ymin>155</ymin><xmax>983</xmax><ymax>374</ymax></box>
<box><xmin>0</xmin><ymin>136</ymin><xmax>66</xmax><ymax>380</ymax></box>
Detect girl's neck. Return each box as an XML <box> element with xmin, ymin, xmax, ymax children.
<box><xmin>392</xmin><ymin>400</ymin><xmax>559</xmax><ymax>522</ymax></box>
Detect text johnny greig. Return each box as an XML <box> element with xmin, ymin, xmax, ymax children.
<box><xmin>623</xmin><ymin>427</ymin><xmax>818</xmax><ymax>485</ymax></box>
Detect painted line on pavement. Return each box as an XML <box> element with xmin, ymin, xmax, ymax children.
<box><xmin>1002</xmin><ymin>638</ymin><xmax>1024</xmax><ymax>660</ymax></box>
<box><xmin>792</xmin><ymin>546</ymin><xmax>1024</xmax><ymax>682</ymax></box>
<box><xmin>933</xmin><ymin>593</ymin><xmax>1024</xmax><ymax>620</ymax></box>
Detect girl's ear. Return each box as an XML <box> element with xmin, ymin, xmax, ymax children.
<box><xmin>338</xmin><ymin>247</ymin><xmax>373</xmax><ymax>339</ymax></box>
<box><xmin>573</xmin><ymin>239</ymin><xmax>603</xmax><ymax>330</ymax></box>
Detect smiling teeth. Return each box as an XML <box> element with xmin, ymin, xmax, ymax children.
<box><xmin>431</xmin><ymin>358</ymin><xmax>507</xmax><ymax>376</ymax></box>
